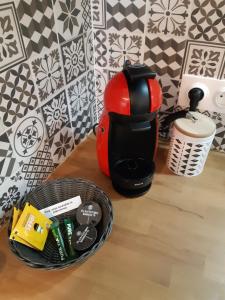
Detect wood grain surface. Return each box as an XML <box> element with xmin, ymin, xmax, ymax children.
<box><xmin>0</xmin><ymin>135</ymin><xmax>225</xmax><ymax>300</ymax></box>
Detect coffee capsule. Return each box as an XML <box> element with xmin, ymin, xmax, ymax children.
<box><xmin>71</xmin><ymin>224</ymin><xmax>97</xmax><ymax>251</ymax></box>
<box><xmin>76</xmin><ymin>201</ymin><xmax>102</xmax><ymax>226</ymax></box>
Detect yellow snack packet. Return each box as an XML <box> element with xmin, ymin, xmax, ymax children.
<box><xmin>10</xmin><ymin>232</ymin><xmax>35</xmax><ymax>248</ymax></box>
<box><xmin>10</xmin><ymin>207</ymin><xmax>33</xmax><ymax>248</ymax></box>
<box><xmin>10</xmin><ymin>203</ymin><xmax>52</xmax><ymax>251</ymax></box>
<box><xmin>11</xmin><ymin>207</ymin><xmax>22</xmax><ymax>230</ymax></box>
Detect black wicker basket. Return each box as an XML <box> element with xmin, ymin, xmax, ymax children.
<box><xmin>8</xmin><ymin>178</ymin><xmax>113</xmax><ymax>270</ymax></box>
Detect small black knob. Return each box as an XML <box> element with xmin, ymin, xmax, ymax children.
<box><xmin>188</xmin><ymin>87</ymin><xmax>204</xmax><ymax>111</ymax></box>
<box><xmin>123</xmin><ymin>60</ymin><xmax>131</xmax><ymax>69</ymax></box>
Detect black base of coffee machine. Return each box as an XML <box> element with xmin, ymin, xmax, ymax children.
<box><xmin>112</xmin><ymin>182</ymin><xmax>152</xmax><ymax>197</ymax></box>
<box><xmin>111</xmin><ymin>158</ymin><xmax>155</xmax><ymax>197</ymax></box>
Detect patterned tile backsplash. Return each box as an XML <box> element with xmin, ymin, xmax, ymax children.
<box><xmin>0</xmin><ymin>2</ymin><xmax>27</xmax><ymax>72</ymax></box>
<box><xmin>0</xmin><ymin>0</ymin><xmax>95</xmax><ymax>226</ymax></box>
<box><xmin>0</xmin><ymin>0</ymin><xmax>225</xmax><ymax>227</ymax></box>
<box><xmin>61</xmin><ymin>34</ymin><xmax>86</xmax><ymax>84</ymax></box>
<box><xmin>31</xmin><ymin>48</ymin><xmax>64</xmax><ymax>102</ymax></box>
<box><xmin>107</xmin><ymin>0</ymin><xmax>147</xmax><ymax>33</ymax></box>
<box><xmin>16</xmin><ymin>0</ymin><xmax>58</xmax><ymax>58</ymax></box>
<box><xmin>93</xmin><ymin>0</ymin><xmax>225</xmax><ymax>155</ymax></box>
<box><xmin>147</xmin><ymin>0</ymin><xmax>191</xmax><ymax>37</ymax></box>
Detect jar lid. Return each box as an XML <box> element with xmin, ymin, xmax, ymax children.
<box><xmin>174</xmin><ymin>112</ymin><xmax>216</xmax><ymax>138</ymax></box>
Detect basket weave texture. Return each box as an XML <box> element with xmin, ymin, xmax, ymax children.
<box><xmin>8</xmin><ymin>178</ymin><xmax>113</xmax><ymax>270</ymax></box>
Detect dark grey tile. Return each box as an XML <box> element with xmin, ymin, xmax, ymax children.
<box><xmin>41</xmin><ymin>91</ymin><xmax>70</xmax><ymax>138</ymax></box>
<box><xmin>108</xmin><ymin>32</ymin><xmax>143</xmax><ymax>69</ymax></box>
<box><xmin>67</xmin><ymin>74</ymin><xmax>88</xmax><ymax>121</ymax></box>
<box><xmin>61</xmin><ymin>35</ymin><xmax>86</xmax><ymax>84</ymax></box>
<box><xmin>94</xmin><ymin>29</ymin><xmax>107</xmax><ymax>68</ymax></box>
<box><xmin>0</xmin><ymin>183</ymin><xmax>21</xmax><ymax>216</ymax></box>
<box><xmin>0</xmin><ymin>2</ymin><xmax>27</xmax><ymax>73</ymax></box>
<box><xmin>31</xmin><ymin>48</ymin><xmax>64</xmax><ymax>102</ymax></box>
<box><xmin>53</xmin><ymin>0</ymin><xmax>83</xmax><ymax>43</ymax></box>
<box><xmin>71</xmin><ymin>105</ymin><xmax>92</xmax><ymax>145</ymax></box>
<box><xmin>82</xmin><ymin>0</ymin><xmax>92</xmax><ymax>31</ymax></box>
<box><xmin>21</xmin><ymin>142</ymin><xmax>55</xmax><ymax>190</ymax></box>
<box><xmin>7</xmin><ymin>109</ymin><xmax>46</xmax><ymax>159</ymax></box>
<box><xmin>107</xmin><ymin>0</ymin><xmax>146</xmax><ymax>33</ymax></box>
<box><xmin>87</xmin><ymin>69</ymin><xmax>96</xmax><ymax>103</ymax></box>
<box><xmin>0</xmin><ymin>63</ymin><xmax>38</xmax><ymax>133</ymax></box>
<box><xmin>147</xmin><ymin>0</ymin><xmax>190</xmax><ymax>37</ymax></box>
<box><xmin>158</xmin><ymin>74</ymin><xmax>180</xmax><ymax>112</ymax></box>
<box><xmin>49</xmin><ymin>123</ymin><xmax>74</xmax><ymax>164</ymax></box>
<box><xmin>16</xmin><ymin>0</ymin><xmax>58</xmax><ymax>58</ymax></box>
<box><xmin>188</xmin><ymin>0</ymin><xmax>225</xmax><ymax>43</ymax></box>
<box><xmin>0</xmin><ymin>133</ymin><xmax>17</xmax><ymax>186</ymax></box>
<box><xmin>92</xmin><ymin>0</ymin><xmax>106</xmax><ymax>29</ymax></box>
<box><xmin>181</xmin><ymin>40</ymin><xmax>225</xmax><ymax>78</ymax></box>
<box><xmin>144</xmin><ymin>35</ymin><xmax>186</xmax><ymax>78</ymax></box>
<box><xmin>84</xmin><ymin>31</ymin><xmax>94</xmax><ymax>69</ymax></box>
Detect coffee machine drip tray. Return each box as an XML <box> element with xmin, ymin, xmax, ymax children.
<box><xmin>111</xmin><ymin>158</ymin><xmax>155</xmax><ymax>197</ymax></box>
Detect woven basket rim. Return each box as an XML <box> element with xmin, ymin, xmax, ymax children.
<box><xmin>8</xmin><ymin>178</ymin><xmax>113</xmax><ymax>270</ymax></box>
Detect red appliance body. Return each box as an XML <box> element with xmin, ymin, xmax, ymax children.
<box><xmin>96</xmin><ymin>63</ymin><xmax>162</xmax><ymax>197</ymax></box>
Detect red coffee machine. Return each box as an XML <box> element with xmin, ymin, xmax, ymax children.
<box><xmin>96</xmin><ymin>62</ymin><xmax>162</xmax><ymax>197</ymax></box>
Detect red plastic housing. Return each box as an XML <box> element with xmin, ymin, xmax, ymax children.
<box><xmin>96</xmin><ymin>72</ymin><xmax>162</xmax><ymax>177</ymax></box>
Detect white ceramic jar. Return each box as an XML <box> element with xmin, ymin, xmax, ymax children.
<box><xmin>167</xmin><ymin>112</ymin><xmax>216</xmax><ymax>176</ymax></box>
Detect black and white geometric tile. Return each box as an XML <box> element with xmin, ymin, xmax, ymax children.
<box><xmin>90</xmin><ymin>101</ymin><xmax>98</xmax><ymax>125</ymax></box>
<box><xmin>7</xmin><ymin>108</ymin><xmax>45</xmax><ymax>159</ymax></box>
<box><xmin>220</xmin><ymin>61</ymin><xmax>225</xmax><ymax>80</ymax></box>
<box><xmin>10</xmin><ymin>171</ymin><xmax>23</xmax><ymax>184</ymax></box>
<box><xmin>95</xmin><ymin>68</ymin><xmax>108</xmax><ymax>98</ymax></box>
<box><xmin>87</xmin><ymin>69</ymin><xmax>98</xmax><ymax>124</ymax></box>
<box><xmin>147</xmin><ymin>0</ymin><xmax>190</xmax><ymax>37</ymax></box>
<box><xmin>108</xmin><ymin>69</ymin><xmax>117</xmax><ymax>80</ymax></box>
<box><xmin>94</xmin><ymin>29</ymin><xmax>107</xmax><ymax>68</ymax></box>
<box><xmin>188</xmin><ymin>0</ymin><xmax>225</xmax><ymax>43</ymax></box>
<box><xmin>53</xmin><ymin>0</ymin><xmax>83</xmax><ymax>43</ymax></box>
<box><xmin>92</xmin><ymin>0</ymin><xmax>106</xmax><ymax>29</ymax></box>
<box><xmin>181</xmin><ymin>40</ymin><xmax>225</xmax><ymax>78</ymax></box>
<box><xmin>72</xmin><ymin>105</ymin><xmax>92</xmax><ymax>145</ymax></box>
<box><xmin>91</xmin><ymin>0</ymin><xmax>106</xmax><ymax>29</ymax></box>
<box><xmin>213</xmin><ymin>124</ymin><xmax>225</xmax><ymax>152</ymax></box>
<box><xmin>158</xmin><ymin>74</ymin><xmax>180</xmax><ymax>112</ymax></box>
<box><xmin>97</xmin><ymin>97</ymin><xmax>104</xmax><ymax>119</ymax></box>
<box><xmin>108</xmin><ymin>31</ymin><xmax>144</xmax><ymax>69</ymax></box>
<box><xmin>41</xmin><ymin>91</ymin><xmax>70</xmax><ymax>139</ymax></box>
<box><xmin>208</xmin><ymin>112</ymin><xmax>225</xmax><ymax>153</ymax></box>
<box><xmin>107</xmin><ymin>0</ymin><xmax>147</xmax><ymax>33</ymax></box>
<box><xmin>0</xmin><ymin>180</ymin><xmax>24</xmax><ymax>223</ymax></box>
<box><xmin>97</xmin><ymin>97</ymin><xmax>104</xmax><ymax>118</ymax></box>
<box><xmin>84</xmin><ymin>31</ymin><xmax>94</xmax><ymax>69</ymax></box>
<box><xmin>94</xmin><ymin>68</ymin><xmax>107</xmax><ymax>117</ymax></box>
<box><xmin>21</xmin><ymin>141</ymin><xmax>55</xmax><ymax>191</ymax></box>
<box><xmin>61</xmin><ymin>34</ymin><xmax>86</xmax><ymax>84</ymax></box>
<box><xmin>0</xmin><ymin>63</ymin><xmax>38</xmax><ymax>133</ymax></box>
<box><xmin>144</xmin><ymin>35</ymin><xmax>186</xmax><ymax>78</ymax></box>
<box><xmin>0</xmin><ymin>133</ymin><xmax>18</xmax><ymax>186</ymax></box>
<box><xmin>16</xmin><ymin>0</ymin><xmax>58</xmax><ymax>58</ymax></box>
<box><xmin>67</xmin><ymin>74</ymin><xmax>88</xmax><ymax>120</ymax></box>
<box><xmin>82</xmin><ymin>0</ymin><xmax>92</xmax><ymax>32</ymax></box>
<box><xmin>49</xmin><ymin>123</ymin><xmax>74</xmax><ymax>164</ymax></box>
<box><xmin>0</xmin><ymin>2</ymin><xmax>27</xmax><ymax>73</ymax></box>
<box><xmin>158</xmin><ymin>110</ymin><xmax>172</xmax><ymax>140</ymax></box>
<box><xmin>31</xmin><ymin>48</ymin><xmax>64</xmax><ymax>102</ymax></box>
<box><xmin>87</xmin><ymin>69</ymin><xmax>96</xmax><ymax>103</ymax></box>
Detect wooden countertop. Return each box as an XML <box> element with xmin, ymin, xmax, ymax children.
<box><xmin>0</xmin><ymin>135</ymin><xmax>225</xmax><ymax>300</ymax></box>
